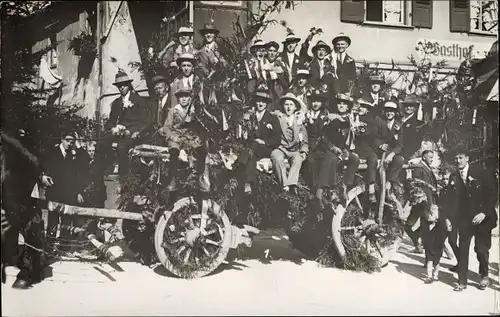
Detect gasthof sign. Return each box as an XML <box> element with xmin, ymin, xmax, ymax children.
<box><xmin>417</xmin><ymin>38</ymin><xmax>493</xmax><ymax>62</ymax></box>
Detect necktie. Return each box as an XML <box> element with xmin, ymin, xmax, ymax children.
<box><xmin>319</xmin><ymin>61</ymin><xmax>324</xmax><ymax>78</ymax></box>
<box><xmin>460</xmin><ymin>169</ymin><xmax>467</xmax><ymax>183</ymax></box>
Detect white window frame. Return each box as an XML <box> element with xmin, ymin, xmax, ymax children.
<box><xmin>470</xmin><ymin>0</ymin><xmax>498</xmax><ymax>35</ymax></box>
<box><xmin>364</xmin><ymin>0</ymin><xmax>413</xmax><ymax>28</ymax></box>
<box><xmin>199</xmin><ymin>1</ymin><xmax>244</xmax><ymax>7</ymax></box>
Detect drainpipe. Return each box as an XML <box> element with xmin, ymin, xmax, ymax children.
<box><xmin>96</xmin><ymin>1</ymin><xmax>103</xmax><ymax>138</ymax></box>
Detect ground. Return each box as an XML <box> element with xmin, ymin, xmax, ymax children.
<box><xmin>2</xmin><ymin>229</ymin><xmax>499</xmax><ymax>316</ymax></box>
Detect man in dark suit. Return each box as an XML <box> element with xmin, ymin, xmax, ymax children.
<box><xmin>146</xmin><ymin>75</ymin><xmax>170</xmax><ymax>139</ymax></box>
<box><xmin>43</xmin><ymin>131</ymin><xmax>86</xmax><ymax>238</ymax></box>
<box><xmin>400</xmin><ymin>95</ymin><xmax>427</xmax><ymax>161</ymax></box>
<box><xmin>94</xmin><ymin>71</ymin><xmax>149</xmax><ymax>184</ymax></box>
<box><xmin>303</xmin><ymin>88</ymin><xmax>337</xmax><ymax>208</ymax></box>
<box><xmin>235</xmin><ymin>91</ymin><xmax>281</xmax><ymax>195</ymax></box>
<box><xmin>448</xmin><ymin>147</ymin><xmax>498</xmax><ymax>292</ymax></box>
<box><xmin>405</xmin><ymin>150</ymin><xmax>439</xmax><ymax>253</ymax></box>
<box><xmin>377</xmin><ymin>101</ymin><xmax>405</xmax><ymax>193</ymax></box>
<box><xmin>362</xmin><ymin>75</ymin><xmax>386</xmax><ymax>118</ymax></box>
<box><xmin>279</xmin><ymin>32</ymin><xmax>303</xmax><ymax>88</ymax></box>
<box><xmin>331</xmin><ymin>33</ymin><xmax>357</xmax><ymax>95</ymax></box>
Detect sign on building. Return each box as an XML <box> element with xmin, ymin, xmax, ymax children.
<box><xmin>417</xmin><ymin>38</ymin><xmax>494</xmax><ymax>62</ymax></box>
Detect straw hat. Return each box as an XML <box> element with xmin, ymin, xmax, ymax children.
<box><xmin>280</xmin><ymin>93</ymin><xmax>301</xmax><ymax>110</ymax></box>
<box><xmin>112</xmin><ymin>70</ymin><xmax>133</xmax><ymax>86</ymax></box>
<box><xmin>282</xmin><ymin>32</ymin><xmax>301</xmax><ymax>44</ymax></box>
<box><xmin>250</xmin><ymin>39</ymin><xmax>266</xmax><ymax>51</ymax></box>
<box><xmin>332</xmin><ymin>33</ymin><xmax>351</xmax><ymax>46</ymax></box>
<box><xmin>174</xmin><ymin>88</ymin><xmax>192</xmax><ymax>97</ymax></box>
<box><xmin>176</xmin><ymin>26</ymin><xmax>194</xmax><ymax>37</ymax></box>
<box><xmin>334</xmin><ymin>93</ymin><xmax>354</xmax><ymax>106</ymax></box>
<box><xmin>296</xmin><ymin>69</ymin><xmax>311</xmax><ymax>78</ymax></box>
<box><xmin>369</xmin><ymin>75</ymin><xmax>385</xmax><ymax>85</ymax></box>
<box><xmin>357</xmin><ymin>98</ymin><xmax>374</xmax><ymax>108</ymax></box>
<box><xmin>253</xmin><ymin>91</ymin><xmax>272</xmax><ymax>103</ymax></box>
<box><xmin>176</xmin><ymin>53</ymin><xmax>196</xmax><ymax>67</ymax></box>
<box><xmin>384</xmin><ymin>101</ymin><xmax>399</xmax><ymax>111</ymax></box>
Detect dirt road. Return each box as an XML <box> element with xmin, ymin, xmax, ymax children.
<box><xmin>2</xmin><ymin>229</ymin><xmax>499</xmax><ymax>316</ymax></box>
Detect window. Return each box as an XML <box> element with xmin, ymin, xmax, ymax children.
<box><xmin>470</xmin><ymin>0</ymin><xmax>498</xmax><ymax>34</ymax></box>
<box><xmin>199</xmin><ymin>1</ymin><xmax>243</xmax><ymax>7</ymax></box>
<box><xmin>341</xmin><ymin>0</ymin><xmax>433</xmax><ymax>29</ymax></box>
<box><xmin>366</xmin><ymin>0</ymin><xmax>412</xmax><ymax>25</ymax></box>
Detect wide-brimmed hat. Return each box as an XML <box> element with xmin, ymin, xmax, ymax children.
<box><xmin>334</xmin><ymin>93</ymin><xmax>354</xmax><ymax>106</ymax></box>
<box><xmin>176</xmin><ymin>26</ymin><xmax>194</xmax><ymax>37</ymax></box>
<box><xmin>199</xmin><ymin>22</ymin><xmax>220</xmax><ymax>35</ymax></box>
<box><xmin>266</xmin><ymin>41</ymin><xmax>279</xmax><ymax>50</ymax></box>
<box><xmin>176</xmin><ymin>53</ymin><xmax>196</xmax><ymax>67</ymax></box>
<box><xmin>253</xmin><ymin>91</ymin><xmax>272</xmax><ymax>103</ymax></box>
<box><xmin>151</xmin><ymin>75</ymin><xmax>167</xmax><ymax>86</ymax></box>
<box><xmin>282</xmin><ymin>32</ymin><xmax>301</xmax><ymax>44</ymax></box>
<box><xmin>113</xmin><ymin>71</ymin><xmax>133</xmax><ymax>86</ymax></box>
<box><xmin>369</xmin><ymin>75</ymin><xmax>385</xmax><ymax>85</ymax></box>
<box><xmin>175</xmin><ymin>88</ymin><xmax>192</xmax><ymax>97</ymax></box>
<box><xmin>401</xmin><ymin>94</ymin><xmax>421</xmax><ymax>106</ymax></box>
<box><xmin>332</xmin><ymin>33</ymin><xmax>351</xmax><ymax>46</ymax></box>
<box><xmin>296</xmin><ymin>69</ymin><xmax>311</xmax><ymax>78</ymax></box>
<box><xmin>384</xmin><ymin>101</ymin><xmax>399</xmax><ymax>111</ymax></box>
<box><xmin>357</xmin><ymin>98</ymin><xmax>373</xmax><ymax>108</ymax></box>
<box><xmin>308</xmin><ymin>88</ymin><xmax>328</xmax><ymax>101</ymax></box>
<box><xmin>280</xmin><ymin>93</ymin><xmax>301</xmax><ymax>110</ymax></box>
<box><xmin>250</xmin><ymin>39</ymin><xmax>266</xmax><ymax>51</ymax></box>
<box><xmin>312</xmin><ymin>40</ymin><xmax>331</xmax><ymax>55</ymax></box>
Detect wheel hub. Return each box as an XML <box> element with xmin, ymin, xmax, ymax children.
<box><xmin>185</xmin><ymin>227</ymin><xmax>201</xmax><ymax>247</ymax></box>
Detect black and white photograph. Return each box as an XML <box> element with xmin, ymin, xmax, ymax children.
<box><xmin>1</xmin><ymin>0</ymin><xmax>499</xmax><ymax>315</ymax></box>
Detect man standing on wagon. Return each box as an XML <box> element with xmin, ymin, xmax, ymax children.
<box><xmin>331</xmin><ymin>33</ymin><xmax>357</xmax><ymax>95</ymax></box>
<box><xmin>400</xmin><ymin>94</ymin><xmax>427</xmax><ymax>162</ymax></box>
<box><xmin>279</xmin><ymin>32</ymin><xmax>303</xmax><ymax>88</ymax></box>
<box><xmin>158</xmin><ymin>25</ymin><xmax>195</xmax><ymax>69</ymax></box>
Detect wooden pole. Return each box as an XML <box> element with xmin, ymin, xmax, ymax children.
<box><xmin>378</xmin><ymin>152</ymin><xmax>387</xmax><ymax>225</ymax></box>
<box><xmin>96</xmin><ymin>1</ymin><xmax>102</xmax><ymax>137</ymax></box>
<box><xmin>44</xmin><ymin>200</ymin><xmax>144</xmax><ymax>221</ymax></box>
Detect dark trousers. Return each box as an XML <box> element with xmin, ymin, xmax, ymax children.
<box><xmin>357</xmin><ymin>150</ymin><xmax>378</xmax><ymax>185</ymax></box>
<box><xmin>95</xmin><ymin>134</ymin><xmax>139</xmax><ymax>181</ymax></box>
<box><xmin>458</xmin><ymin>225</ymin><xmax>492</xmax><ymax>284</ymax></box>
<box><xmin>237</xmin><ymin>142</ymin><xmax>272</xmax><ymax>185</ymax></box>
<box><xmin>385</xmin><ymin>154</ymin><xmax>405</xmax><ymax>183</ymax></box>
<box><xmin>448</xmin><ymin>225</ymin><xmax>459</xmax><ymax>262</ymax></box>
<box><xmin>405</xmin><ymin>205</ymin><xmax>422</xmax><ymax>247</ymax></box>
<box><xmin>339</xmin><ymin>152</ymin><xmax>360</xmax><ymax>187</ymax></box>
<box><xmin>305</xmin><ymin>149</ymin><xmax>337</xmax><ymax>189</ymax></box>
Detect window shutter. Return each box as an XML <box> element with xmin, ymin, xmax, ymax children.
<box><xmin>450</xmin><ymin>0</ymin><xmax>470</xmax><ymax>32</ymax></box>
<box><xmin>341</xmin><ymin>0</ymin><xmax>365</xmax><ymax>23</ymax></box>
<box><xmin>412</xmin><ymin>0</ymin><xmax>433</xmax><ymax>28</ymax></box>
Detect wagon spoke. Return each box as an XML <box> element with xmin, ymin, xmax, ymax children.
<box><xmin>183</xmin><ymin>248</ymin><xmax>192</xmax><ymax>264</ymax></box>
<box><xmin>202</xmin><ymin>246</ymin><xmax>210</xmax><ymax>256</ymax></box>
<box><xmin>176</xmin><ymin>245</ymin><xmax>187</xmax><ymax>256</ymax></box>
<box><xmin>205</xmin><ymin>238</ymin><xmax>220</xmax><ymax>246</ymax></box>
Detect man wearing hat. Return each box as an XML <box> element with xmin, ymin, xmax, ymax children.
<box><xmin>331</xmin><ymin>33</ymin><xmax>357</xmax><ymax>95</ymax></box>
<box><xmin>279</xmin><ymin>32</ymin><xmax>303</xmax><ymax>87</ymax></box>
<box><xmin>362</xmin><ymin>75</ymin><xmax>386</xmax><ymax>117</ymax></box>
<box><xmin>323</xmin><ymin>93</ymin><xmax>360</xmax><ymax>199</ymax></box>
<box><xmin>446</xmin><ymin>147</ymin><xmax>497</xmax><ymax>292</ymax></box>
<box><xmin>95</xmin><ymin>70</ymin><xmax>149</xmax><ymax>184</ymax></box>
<box><xmin>158</xmin><ymin>25</ymin><xmax>195</xmax><ymax>69</ymax></box>
<box><xmin>303</xmin><ymin>87</ymin><xmax>337</xmax><ymax>208</ymax></box>
<box><xmin>353</xmin><ymin>98</ymin><xmax>386</xmax><ymax>202</ymax></box>
<box><xmin>197</xmin><ymin>22</ymin><xmax>227</xmax><ymax>79</ymax></box>
<box><xmin>169</xmin><ymin>53</ymin><xmax>204</xmax><ymax>109</ymax></box>
<box><xmin>271</xmin><ymin>93</ymin><xmax>309</xmax><ymax>195</ymax></box>
<box><xmin>300</xmin><ymin>39</ymin><xmax>334</xmax><ymax>86</ymax></box>
<box><xmin>263</xmin><ymin>40</ymin><xmax>288</xmax><ymax>110</ymax></box>
<box><xmin>376</xmin><ymin>100</ymin><xmax>405</xmax><ymax>193</ymax></box>
<box><xmin>246</xmin><ymin>39</ymin><xmax>272</xmax><ymax>94</ymax></box>
<box><xmin>289</xmin><ymin>69</ymin><xmax>312</xmax><ymax>110</ymax></box>
<box><xmin>234</xmin><ymin>91</ymin><xmax>281</xmax><ymax>198</ymax></box>
<box><xmin>400</xmin><ymin>94</ymin><xmax>427</xmax><ymax>161</ymax></box>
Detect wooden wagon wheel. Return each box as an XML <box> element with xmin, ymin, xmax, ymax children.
<box><xmin>331</xmin><ymin>185</ymin><xmax>401</xmax><ymax>268</ymax></box>
<box><xmin>154</xmin><ymin>196</ymin><xmax>232</xmax><ymax>278</ymax></box>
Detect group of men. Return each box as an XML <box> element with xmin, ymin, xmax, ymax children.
<box><xmin>1</xmin><ymin>23</ymin><xmax>497</xmax><ymax>294</ymax></box>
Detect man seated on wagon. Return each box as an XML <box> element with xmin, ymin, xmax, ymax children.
<box><xmin>377</xmin><ymin>100</ymin><xmax>405</xmax><ymax>194</ymax></box>
<box><xmin>323</xmin><ymin>93</ymin><xmax>360</xmax><ymax>201</ymax></box>
<box><xmin>271</xmin><ymin>93</ymin><xmax>308</xmax><ymax>195</ymax></box>
<box><xmin>94</xmin><ymin>71</ymin><xmax>149</xmax><ymax>185</ymax></box>
<box><xmin>159</xmin><ymin>88</ymin><xmax>210</xmax><ymax>192</ymax></box>
<box><xmin>400</xmin><ymin>94</ymin><xmax>427</xmax><ymax>162</ymax></box>
<box><xmin>288</xmin><ymin>69</ymin><xmax>312</xmax><ymax>111</ymax></box>
<box><xmin>353</xmin><ymin>98</ymin><xmax>386</xmax><ymax>203</ymax></box>
<box><xmin>234</xmin><ymin>91</ymin><xmax>281</xmax><ymax>196</ymax></box>
<box><xmin>362</xmin><ymin>75</ymin><xmax>387</xmax><ymax>119</ymax></box>
<box><xmin>302</xmin><ymin>87</ymin><xmax>337</xmax><ymax>208</ymax></box>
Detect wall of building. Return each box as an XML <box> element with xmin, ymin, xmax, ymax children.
<box><xmin>258</xmin><ymin>1</ymin><xmax>496</xmax><ymax>69</ymax></box>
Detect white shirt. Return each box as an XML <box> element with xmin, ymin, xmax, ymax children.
<box><xmin>205</xmin><ymin>42</ymin><xmax>216</xmax><ymax>52</ymax></box>
<box><xmin>318</xmin><ymin>59</ymin><xmax>324</xmax><ymax>78</ymax></box>
<box><xmin>256</xmin><ymin>110</ymin><xmax>266</xmax><ymax>122</ymax></box>
<box><xmin>459</xmin><ymin>164</ymin><xmax>469</xmax><ymax>183</ymax></box>
<box><xmin>122</xmin><ymin>91</ymin><xmax>132</xmax><ymax>108</ymax></box>
<box><xmin>183</xmin><ymin>75</ymin><xmax>193</xmax><ymax>88</ymax></box>
<box><xmin>308</xmin><ymin>110</ymin><xmax>321</xmax><ymax>120</ymax></box>
<box><xmin>286</xmin><ymin>115</ymin><xmax>295</xmax><ymax>127</ymax></box>
<box><xmin>371</xmin><ymin>92</ymin><xmax>379</xmax><ymax>104</ymax></box>
<box><xmin>337</xmin><ymin>52</ymin><xmax>346</xmax><ymax>63</ymax></box>
<box><xmin>59</xmin><ymin>143</ymin><xmax>67</xmax><ymax>158</ymax></box>
<box><xmin>160</xmin><ymin>93</ymin><xmax>169</xmax><ymax>108</ymax></box>
<box><xmin>387</xmin><ymin>118</ymin><xmax>395</xmax><ymax>130</ymax></box>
